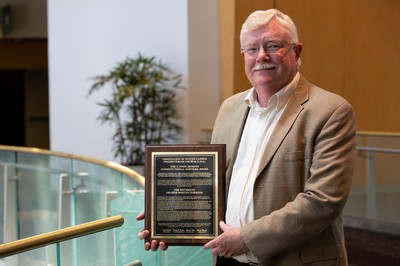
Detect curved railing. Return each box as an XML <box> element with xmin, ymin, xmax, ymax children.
<box><xmin>0</xmin><ymin>145</ymin><xmax>145</xmax><ymax>186</ymax></box>
<box><xmin>0</xmin><ymin>145</ymin><xmax>211</xmax><ymax>265</ymax></box>
<box><xmin>6</xmin><ymin>130</ymin><xmax>398</xmax><ymax>265</ymax></box>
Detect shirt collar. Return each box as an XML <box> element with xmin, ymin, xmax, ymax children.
<box><xmin>245</xmin><ymin>72</ymin><xmax>300</xmax><ymax>112</ymax></box>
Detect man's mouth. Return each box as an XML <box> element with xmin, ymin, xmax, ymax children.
<box><xmin>253</xmin><ymin>63</ymin><xmax>277</xmax><ymax>72</ymax></box>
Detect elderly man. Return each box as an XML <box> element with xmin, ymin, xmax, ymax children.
<box><xmin>139</xmin><ymin>8</ymin><xmax>355</xmax><ymax>266</ymax></box>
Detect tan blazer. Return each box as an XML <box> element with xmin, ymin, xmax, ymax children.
<box><xmin>211</xmin><ymin>75</ymin><xmax>356</xmax><ymax>265</ymax></box>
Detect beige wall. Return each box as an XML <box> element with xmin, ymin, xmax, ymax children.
<box><xmin>220</xmin><ymin>0</ymin><xmax>400</xmax><ymax>133</ymax></box>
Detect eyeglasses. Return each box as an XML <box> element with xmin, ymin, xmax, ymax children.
<box><xmin>241</xmin><ymin>43</ymin><xmax>296</xmax><ymax>57</ymax></box>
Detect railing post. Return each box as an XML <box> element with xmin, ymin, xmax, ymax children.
<box><xmin>58</xmin><ymin>173</ymin><xmax>75</xmax><ymax>265</ymax></box>
<box><xmin>3</xmin><ymin>165</ymin><xmax>18</xmax><ymax>243</ymax></box>
<box><xmin>59</xmin><ymin>173</ymin><xmax>72</xmax><ymax>229</ymax></box>
<box><xmin>105</xmin><ymin>191</ymin><xmax>118</xmax><ymax>218</ymax></box>
<box><xmin>1</xmin><ymin>164</ymin><xmax>6</xmax><ymax>244</ymax></box>
<box><xmin>365</xmin><ymin>151</ymin><xmax>376</xmax><ymax>220</ymax></box>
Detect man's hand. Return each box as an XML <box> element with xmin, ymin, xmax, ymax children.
<box><xmin>204</xmin><ymin>221</ymin><xmax>249</xmax><ymax>257</ymax></box>
<box><xmin>136</xmin><ymin>211</ymin><xmax>168</xmax><ymax>251</ymax></box>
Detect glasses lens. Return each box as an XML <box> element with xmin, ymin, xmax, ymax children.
<box><xmin>243</xmin><ymin>43</ymin><xmax>294</xmax><ymax>57</ymax></box>
<box><xmin>245</xmin><ymin>47</ymin><xmax>259</xmax><ymax>56</ymax></box>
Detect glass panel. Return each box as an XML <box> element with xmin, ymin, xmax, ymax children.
<box><xmin>162</xmin><ymin>246</ymin><xmax>212</xmax><ymax>266</ymax></box>
<box><xmin>344</xmin><ymin>133</ymin><xmax>400</xmax><ymax>226</ymax></box>
<box><xmin>0</xmin><ymin>147</ymin><xmax>213</xmax><ymax>265</ymax></box>
<box><xmin>0</xmin><ymin>244</ymin><xmax>58</xmax><ymax>266</ymax></box>
<box><xmin>59</xmin><ymin>229</ymin><xmax>116</xmax><ymax>266</ymax></box>
<box><xmin>16</xmin><ymin>153</ymin><xmax>58</xmax><ymax>238</ymax></box>
<box><xmin>111</xmin><ymin>191</ymin><xmax>160</xmax><ymax>265</ymax></box>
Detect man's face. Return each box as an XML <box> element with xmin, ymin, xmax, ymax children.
<box><xmin>241</xmin><ymin>20</ymin><xmax>302</xmax><ymax>93</ymax></box>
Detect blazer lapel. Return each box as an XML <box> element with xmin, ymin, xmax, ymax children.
<box><xmin>229</xmin><ymin>96</ymin><xmax>250</xmax><ymax>151</ymax></box>
<box><xmin>225</xmin><ymin>93</ymin><xmax>250</xmax><ymax>186</ymax></box>
<box><xmin>256</xmin><ymin>77</ymin><xmax>310</xmax><ymax>177</ymax></box>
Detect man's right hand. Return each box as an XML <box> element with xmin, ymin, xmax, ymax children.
<box><xmin>136</xmin><ymin>211</ymin><xmax>168</xmax><ymax>251</ymax></box>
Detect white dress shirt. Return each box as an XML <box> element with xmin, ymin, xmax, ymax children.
<box><xmin>225</xmin><ymin>73</ymin><xmax>299</xmax><ymax>263</ymax></box>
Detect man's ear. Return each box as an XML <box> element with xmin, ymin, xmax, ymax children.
<box><xmin>295</xmin><ymin>43</ymin><xmax>303</xmax><ymax>60</ymax></box>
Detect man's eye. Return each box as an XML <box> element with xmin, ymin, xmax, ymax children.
<box><xmin>246</xmin><ymin>47</ymin><xmax>258</xmax><ymax>53</ymax></box>
<box><xmin>266</xmin><ymin>44</ymin><xmax>280</xmax><ymax>51</ymax></box>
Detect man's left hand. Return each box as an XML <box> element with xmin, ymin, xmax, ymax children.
<box><xmin>204</xmin><ymin>221</ymin><xmax>249</xmax><ymax>257</ymax></box>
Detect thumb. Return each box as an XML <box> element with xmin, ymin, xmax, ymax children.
<box><xmin>219</xmin><ymin>221</ymin><xmax>229</xmax><ymax>232</ymax></box>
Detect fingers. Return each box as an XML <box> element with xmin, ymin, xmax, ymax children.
<box><xmin>136</xmin><ymin>211</ymin><xmax>168</xmax><ymax>252</ymax></box>
<box><xmin>203</xmin><ymin>222</ymin><xmax>239</xmax><ymax>258</ymax></box>
<box><xmin>138</xmin><ymin>229</ymin><xmax>149</xmax><ymax>240</ymax></box>
<box><xmin>142</xmin><ymin>238</ymin><xmax>168</xmax><ymax>251</ymax></box>
<box><xmin>204</xmin><ymin>238</ymin><xmax>222</xmax><ymax>256</ymax></box>
<box><xmin>136</xmin><ymin>211</ymin><xmax>145</xmax><ymax>221</ymax></box>
<box><xmin>140</xmin><ymin>235</ymin><xmax>168</xmax><ymax>251</ymax></box>
<box><xmin>160</xmin><ymin>242</ymin><xmax>168</xmax><ymax>251</ymax></box>
<box><xmin>144</xmin><ymin>241</ymin><xmax>151</xmax><ymax>251</ymax></box>
<box><xmin>204</xmin><ymin>237</ymin><xmax>215</xmax><ymax>250</ymax></box>
<box><xmin>204</xmin><ymin>240</ymin><xmax>224</xmax><ymax>257</ymax></box>
<box><xmin>151</xmin><ymin>240</ymin><xmax>158</xmax><ymax>251</ymax></box>
<box><xmin>149</xmin><ymin>240</ymin><xmax>168</xmax><ymax>251</ymax></box>
<box><xmin>219</xmin><ymin>221</ymin><xmax>228</xmax><ymax>231</ymax></box>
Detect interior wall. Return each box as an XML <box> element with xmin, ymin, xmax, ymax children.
<box><xmin>221</xmin><ymin>0</ymin><xmax>400</xmax><ymax>133</ymax></box>
<box><xmin>278</xmin><ymin>0</ymin><xmax>345</xmax><ymax>96</ymax></box>
<box><xmin>279</xmin><ymin>0</ymin><xmax>400</xmax><ymax>132</ymax></box>
<box><xmin>48</xmin><ymin>0</ymin><xmax>221</xmax><ymax>162</ymax></box>
<box><xmin>219</xmin><ymin>0</ymin><xmax>235</xmax><ymax>100</ymax></box>
<box><xmin>187</xmin><ymin>0</ymin><xmax>220</xmax><ymax>144</ymax></box>
<box><xmin>343</xmin><ymin>0</ymin><xmax>400</xmax><ymax>132</ymax></box>
<box><xmin>48</xmin><ymin>0</ymin><xmax>189</xmax><ymax>161</ymax></box>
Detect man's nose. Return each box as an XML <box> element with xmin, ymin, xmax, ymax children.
<box><xmin>256</xmin><ymin>47</ymin><xmax>270</xmax><ymax>60</ymax></box>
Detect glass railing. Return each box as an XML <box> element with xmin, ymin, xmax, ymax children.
<box><xmin>0</xmin><ymin>215</ymin><xmax>124</xmax><ymax>260</ymax></box>
<box><xmin>343</xmin><ymin>131</ymin><xmax>400</xmax><ymax>235</ymax></box>
<box><xmin>0</xmin><ymin>145</ymin><xmax>211</xmax><ymax>266</ymax></box>
<box><xmin>3</xmin><ymin>130</ymin><xmax>399</xmax><ymax>265</ymax></box>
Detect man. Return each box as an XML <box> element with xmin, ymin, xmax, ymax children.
<box><xmin>139</xmin><ymin>8</ymin><xmax>355</xmax><ymax>266</ymax></box>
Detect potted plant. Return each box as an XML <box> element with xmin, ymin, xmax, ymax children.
<box><xmin>88</xmin><ymin>53</ymin><xmax>183</xmax><ymax>166</ymax></box>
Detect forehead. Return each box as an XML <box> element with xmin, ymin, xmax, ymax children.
<box><xmin>242</xmin><ymin>20</ymin><xmax>290</xmax><ymax>45</ymax></box>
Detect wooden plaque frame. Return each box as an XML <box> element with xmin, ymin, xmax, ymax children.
<box><xmin>145</xmin><ymin>144</ymin><xmax>226</xmax><ymax>245</ymax></box>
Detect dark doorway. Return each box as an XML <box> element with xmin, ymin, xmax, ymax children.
<box><xmin>0</xmin><ymin>70</ymin><xmax>25</xmax><ymax>146</ymax></box>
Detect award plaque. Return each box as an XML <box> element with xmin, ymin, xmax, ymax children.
<box><xmin>145</xmin><ymin>144</ymin><xmax>226</xmax><ymax>245</ymax></box>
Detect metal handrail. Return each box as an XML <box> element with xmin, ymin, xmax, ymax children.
<box><xmin>357</xmin><ymin>130</ymin><xmax>400</xmax><ymax>138</ymax></box>
<box><xmin>0</xmin><ymin>145</ymin><xmax>145</xmax><ymax>187</ymax></box>
<box><xmin>0</xmin><ymin>215</ymin><xmax>124</xmax><ymax>258</ymax></box>
<box><xmin>356</xmin><ymin>146</ymin><xmax>400</xmax><ymax>154</ymax></box>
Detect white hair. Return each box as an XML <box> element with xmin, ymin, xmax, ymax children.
<box><xmin>240</xmin><ymin>9</ymin><xmax>299</xmax><ymax>47</ymax></box>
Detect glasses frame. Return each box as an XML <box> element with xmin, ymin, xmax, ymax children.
<box><xmin>241</xmin><ymin>43</ymin><xmax>296</xmax><ymax>57</ymax></box>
